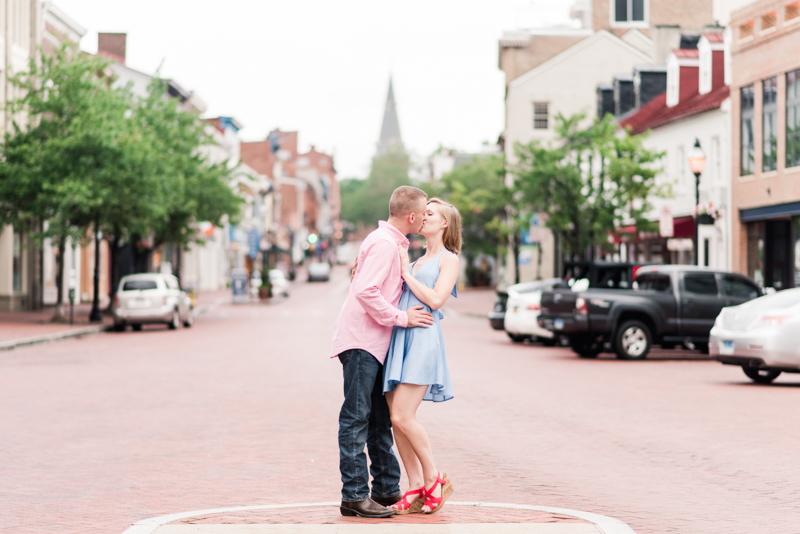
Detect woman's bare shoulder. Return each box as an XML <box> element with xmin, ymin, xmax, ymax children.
<box><xmin>440</xmin><ymin>251</ymin><xmax>460</xmax><ymax>267</ymax></box>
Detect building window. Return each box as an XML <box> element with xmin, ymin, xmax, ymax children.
<box><xmin>788</xmin><ymin>69</ymin><xmax>800</xmax><ymax>168</ymax></box>
<box><xmin>747</xmin><ymin>221</ymin><xmax>764</xmax><ymax>286</ymax></box>
<box><xmin>761</xmin><ymin>12</ymin><xmax>777</xmax><ymax>34</ymax></box>
<box><xmin>533</xmin><ymin>102</ymin><xmax>548</xmax><ymax>129</ymax></box>
<box><xmin>614</xmin><ymin>0</ymin><xmax>645</xmax><ymax>23</ymax></box>
<box><xmin>12</xmin><ymin>230</ymin><xmax>21</xmax><ymax>291</ymax></box>
<box><xmin>763</xmin><ymin>77</ymin><xmax>778</xmax><ymax>172</ymax></box>
<box><xmin>740</xmin><ymin>21</ymin><xmax>754</xmax><ymax>40</ymax></box>
<box><xmin>787</xmin><ymin>2</ymin><xmax>800</xmax><ymax>23</ymax></box>
<box><xmin>741</xmin><ymin>85</ymin><xmax>755</xmax><ymax>175</ymax></box>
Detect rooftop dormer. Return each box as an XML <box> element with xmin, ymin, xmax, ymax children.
<box><xmin>666</xmin><ymin>49</ymin><xmax>699</xmax><ymax>107</ymax></box>
<box><xmin>698</xmin><ymin>33</ymin><xmax>725</xmax><ymax>94</ymax></box>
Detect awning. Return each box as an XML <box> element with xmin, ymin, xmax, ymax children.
<box><xmin>611</xmin><ymin>216</ymin><xmax>694</xmax><ymax>242</ymax></box>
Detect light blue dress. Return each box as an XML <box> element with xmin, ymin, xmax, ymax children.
<box><xmin>383</xmin><ymin>249</ymin><xmax>456</xmax><ymax>402</ymax></box>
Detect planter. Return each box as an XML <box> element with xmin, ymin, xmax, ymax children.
<box><xmin>258</xmin><ymin>286</ymin><xmax>271</xmax><ymax>301</ymax></box>
<box><xmin>696</xmin><ymin>214</ymin><xmax>715</xmax><ymax>225</ymax></box>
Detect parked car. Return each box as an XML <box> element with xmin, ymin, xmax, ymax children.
<box><xmin>489</xmin><ymin>281</ymin><xmax>555</xmax><ymax>334</ymax></box>
<box><xmin>113</xmin><ymin>273</ymin><xmax>194</xmax><ymax>331</ymax></box>
<box><xmin>504</xmin><ymin>278</ymin><xmax>569</xmax><ymax>343</ymax></box>
<box><xmin>710</xmin><ymin>288</ymin><xmax>800</xmax><ymax>384</ymax></box>
<box><xmin>538</xmin><ymin>265</ymin><xmax>762</xmax><ymax>359</ymax></box>
<box><xmin>308</xmin><ymin>262</ymin><xmax>331</xmax><ymax>282</ymax></box>
<box><xmin>269</xmin><ymin>269</ymin><xmax>290</xmax><ymax>297</ymax></box>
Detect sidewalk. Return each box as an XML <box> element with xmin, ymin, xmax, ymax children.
<box><xmin>0</xmin><ymin>289</ymin><xmax>230</xmax><ymax>350</ymax></box>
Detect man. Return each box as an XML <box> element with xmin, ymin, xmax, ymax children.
<box><xmin>331</xmin><ymin>186</ymin><xmax>434</xmax><ymax>518</ymax></box>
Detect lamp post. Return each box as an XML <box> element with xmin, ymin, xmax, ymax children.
<box><xmin>687</xmin><ymin>138</ymin><xmax>706</xmax><ymax>266</ymax></box>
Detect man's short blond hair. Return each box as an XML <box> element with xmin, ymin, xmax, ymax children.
<box><xmin>389</xmin><ymin>186</ymin><xmax>427</xmax><ymax>217</ymax></box>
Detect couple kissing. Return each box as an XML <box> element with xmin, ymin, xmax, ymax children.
<box><xmin>330</xmin><ymin>185</ymin><xmax>462</xmax><ymax>518</ymax></box>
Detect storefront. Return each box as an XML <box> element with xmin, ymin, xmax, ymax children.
<box><xmin>616</xmin><ymin>216</ymin><xmax>697</xmax><ymax>265</ymax></box>
<box><xmin>740</xmin><ymin>201</ymin><xmax>800</xmax><ymax>290</ymax></box>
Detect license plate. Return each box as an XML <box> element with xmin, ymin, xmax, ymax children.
<box><xmin>130</xmin><ymin>298</ymin><xmax>150</xmax><ymax>308</ymax></box>
<box><xmin>553</xmin><ymin>318</ymin><xmax>564</xmax><ymax>330</ymax></box>
<box><xmin>720</xmin><ymin>340</ymin><xmax>734</xmax><ymax>355</ymax></box>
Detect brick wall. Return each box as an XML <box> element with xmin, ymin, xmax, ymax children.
<box><xmin>729</xmin><ymin>0</ymin><xmax>800</xmax><ymax>275</ymax></box>
<box><xmin>591</xmin><ymin>0</ymin><xmax>713</xmax><ymax>38</ymax></box>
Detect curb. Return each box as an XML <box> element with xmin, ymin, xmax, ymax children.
<box><xmin>121</xmin><ymin>502</ymin><xmax>637</xmax><ymax>534</ymax></box>
<box><xmin>0</xmin><ymin>295</ymin><xmax>230</xmax><ymax>352</ymax></box>
<box><xmin>0</xmin><ymin>323</ymin><xmax>112</xmax><ymax>351</ymax></box>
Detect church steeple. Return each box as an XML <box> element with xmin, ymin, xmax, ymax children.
<box><xmin>377</xmin><ymin>77</ymin><xmax>403</xmax><ymax>155</ymax></box>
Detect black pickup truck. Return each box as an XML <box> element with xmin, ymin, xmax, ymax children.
<box><xmin>538</xmin><ymin>265</ymin><xmax>762</xmax><ymax>359</ymax></box>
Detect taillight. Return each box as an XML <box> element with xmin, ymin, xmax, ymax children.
<box><xmin>527</xmin><ymin>303</ymin><xmax>540</xmax><ymax>311</ymax></box>
<box><xmin>113</xmin><ymin>296</ymin><xmax>119</xmax><ymax>308</ymax></box>
<box><xmin>756</xmin><ymin>315</ymin><xmax>790</xmax><ymax>327</ymax></box>
<box><xmin>575</xmin><ymin>297</ymin><xmax>588</xmax><ymax>315</ymax></box>
<box><xmin>162</xmin><ymin>296</ymin><xmax>169</xmax><ymax>305</ymax></box>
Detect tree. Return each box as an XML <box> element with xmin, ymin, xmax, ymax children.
<box><xmin>0</xmin><ymin>44</ymin><xmax>136</xmax><ymax>320</ymax></box>
<box><xmin>513</xmin><ymin>113</ymin><xmax>664</xmax><ymax>262</ymax></box>
<box><xmin>340</xmin><ymin>148</ymin><xmax>411</xmax><ymax>227</ymax></box>
<box><xmin>423</xmin><ymin>154</ymin><xmax>509</xmax><ymax>285</ymax></box>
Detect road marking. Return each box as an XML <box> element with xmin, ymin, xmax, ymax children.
<box><xmin>121</xmin><ymin>502</ymin><xmax>636</xmax><ymax>534</ymax></box>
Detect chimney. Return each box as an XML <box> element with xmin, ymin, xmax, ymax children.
<box><xmin>98</xmin><ymin>33</ymin><xmax>126</xmax><ymax>64</ymax></box>
<box><xmin>698</xmin><ymin>33</ymin><xmax>726</xmax><ymax>94</ymax></box>
<box><xmin>666</xmin><ymin>49</ymin><xmax>699</xmax><ymax>107</ymax></box>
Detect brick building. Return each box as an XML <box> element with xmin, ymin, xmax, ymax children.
<box><xmin>730</xmin><ymin>0</ymin><xmax>800</xmax><ymax>289</ymax></box>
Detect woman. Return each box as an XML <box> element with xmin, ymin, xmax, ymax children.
<box><xmin>383</xmin><ymin>198</ymin><xmax>461</xmax><ymax>515</ymax></box>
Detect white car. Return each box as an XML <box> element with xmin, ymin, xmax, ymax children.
<box><xmin>269</xmin><ymin>269</ymin><xmax>290</xmax><ymax>297</ymax></box>
<box><xmin>504</xmin><ymin>279</ymin><xmax>569</xmax><ymax>343</ymax></box>
<box><xmin>113</xmin><ymin>273</ymin><xmax>193</xmax><ymax>331</ymax></box>
<box><xmin>307</xmin><ymin>262</ymin><xmax>331</xmax><ymax>282</ymax></box>
<box><xmin>710</xmin><ymin>288</ymin><xmax>800</xmax><ymax>383</ymax></box>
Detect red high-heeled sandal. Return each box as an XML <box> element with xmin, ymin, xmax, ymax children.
<box><xmin>422</xmin><ymin>471</ymin><xmax>454</xmax><ymax>514</ymax></box>
<box><xmin>392</xmin><ymin>486</ymin><xmax>425</xmax><ymax>514</ymax></box>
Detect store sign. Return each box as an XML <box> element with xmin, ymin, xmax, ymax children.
<box><xmin>659</xmin><ymin>206</ymin><xmax>674</xmax><ymax>237</ymax></box>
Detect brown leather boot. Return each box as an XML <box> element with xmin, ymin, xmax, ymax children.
<box><xmin>371</xmin><ymin>492</ymin><xmax>402</xmax><ymax>507</ymax></box>
<box><xmin>340</xmin><ymin>497</ymin><xmax>396</xmax><ymax>518</ymax></box>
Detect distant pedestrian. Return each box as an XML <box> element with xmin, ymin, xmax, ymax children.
<box><xmin>382</xmin><ymin>197</ymin><xmax>461</xmax><ymax>515</ymax></box>
<box><xmin>330</xmin><ymin>185</ymin><xmax>434</xmax><ymax>518</ymax></box>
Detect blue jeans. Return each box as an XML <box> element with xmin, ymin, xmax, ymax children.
<box><xmin>338</xmin><ymin>349</ymin><xmax>401</xmax><ymax>502</ymax></box>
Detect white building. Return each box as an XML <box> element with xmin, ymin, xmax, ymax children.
<box><xmin>619</xmin><ymin>33</ymin><xmax>731</xmax><ymax>269</ymax></box>
<box><xmin>501</xmin><ymin>28</ymin><xmax>653</xmax><ymax>283</ymax></box>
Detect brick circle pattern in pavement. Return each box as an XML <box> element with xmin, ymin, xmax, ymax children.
<box><xmin>3</xmin><ymin>266</ymin><xmax>800</xmax><ymax>534</ymax></box>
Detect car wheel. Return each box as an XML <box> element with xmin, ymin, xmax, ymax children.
<box><xmin>183</xmin><ymin>310</ymin><xmax>194</xmax><ymax>328</ymax></box>
<box><xmin>132</xmin><ymin>324</ymin><xmax>143</xmax><ymax>332</ymax></box>
<box><xmin>570</xmin><ymin>337</ymin><xmax>602</xmax><ymax>358</ymax></box>
<box><xmin>168</xmin><ymin>309</ymin><xmax>179</xmax><ymax>330</ymax></box>
<box><xmin>614</xmin><ymin>320</ymin><xmax>651</xmax><ymax>360</ymax></box>
<box><xmin>113</xmin><ymin>322</ymin><xmax>125</xmax><ymax>332</ymax></box>
<box><xmin>696</xmin><ymin>342</ymin><xmax>710</xmax><ymax>354</ymax></box>
<box><xmin>742</xmin><ymin>366</ymin><xmax>781</xmax><ymax>384</ymax></box>
<box><xmin>541</xmin><ymin>337</ymin><xmax>557</xmax><ymax>347</ymax></box>
<box><xmin>507</xmin><ymin>333</ymin><xmax>530</xmax><ymax>343</ymax></box>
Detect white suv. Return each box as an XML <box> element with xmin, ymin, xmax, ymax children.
<box><xmin>112</xmin><ymin>273</ymin><xmax>193</xmax><ymax>331</ymax></box>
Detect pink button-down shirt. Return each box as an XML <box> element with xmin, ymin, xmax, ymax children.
<box><xmin>331</xmin><ymin>221</ymin><xmax>410</xmax><ymax>364</ymax></box>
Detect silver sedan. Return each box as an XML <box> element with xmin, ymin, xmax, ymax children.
<box><xmin>710</xmin><ymin>288</ymin><xmax>800</xmax><ymax>383</ymax></box>
<box><xmin>112</xmin><ymin>273</ymin><xmax>194</xmax><ymax>331</ymax></box>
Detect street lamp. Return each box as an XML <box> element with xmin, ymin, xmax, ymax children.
<box><xmin>688</xmin><ymin>138</ymin><xmax>706</xmax><ymax>266</ymax></box>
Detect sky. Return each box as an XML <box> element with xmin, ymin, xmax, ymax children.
<box><xmin>57</xmin><ymin>0</ymin><xmax>577</xmax><ymax>179</ymax></box>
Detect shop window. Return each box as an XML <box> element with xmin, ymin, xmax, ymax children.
<box><xmin>741</xmin><ymin>85</ymin><xmax>755</xmax><ymax>175</ymax></box>
<box><xmin>763</xmin><ymin>77</ymin><xmax>778</xmax><ymax>172</ymax></box>
<box><xmin>794</xmin><ymin>218</ymin><xmax>800</xmax><ymax>287</ymax></box>
<box><xmin>533</xmin><ymin>102</ymin><xmax>548</xmax><ymax>129</ymax></box>
<box><xmin>12</xmin><ymin>230</ymin><xmax>21</xmax><ymax>291</ymax></box>
<box><xmin>747</xmin><ymin>221</ymin><xmax>765</xmax><ymax>286</ymax></box>
<box><xmin>787</xmin><ymin>69</ymin><xmax>800</xmax><ymax>168</ymax></box>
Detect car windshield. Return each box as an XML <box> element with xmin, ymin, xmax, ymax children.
<box><xmin>740</xmin><ymin>288</ymin><xmax>800</xmax><ymax>310</ymax></box>
<box><xmin>122</xmin><ymin>280</ymin><xmax>158</xmax><ymax>291</ymax></box>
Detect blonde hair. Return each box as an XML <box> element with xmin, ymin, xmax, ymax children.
<box><xmin>389</xmin><ymin>186</ymin><xmax>427</xmax><ymax>217</ymax></box>
<box><xmin>428</xmin><ymin>198</ymin><xmax>462</xmax><ymax>254</ymax></box>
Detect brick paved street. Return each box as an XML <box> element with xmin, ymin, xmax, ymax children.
<box><xmin>2</xmin><ymin>266</ymin><xmax>800</xmax><ymax>533</ymax></box>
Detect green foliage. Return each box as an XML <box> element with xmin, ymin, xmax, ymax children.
<box><xmin>513</xmin><ymin>113</ymin><xmax>663</xmax><ymax>260</ymax></box>
<box><xmin>340</xmin><ymin>148</ymin><xmax>411</xmax><ymax>226</ymax></box>
<box><xmin>0</xmin><ymin>43</ymin><xmax>241</xmax><ymax>252</ymax></box>
<box><xmin>423</xmin><ymin>154</ymin><xmax>508</xmax><ymax>259</ymax></box>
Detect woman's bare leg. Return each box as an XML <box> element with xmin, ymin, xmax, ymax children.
<box><xmin>388</xmin><ymin>384</ymin><xmax>442</xmax><ymax>511</ymax></box>
<box><xmin>386</xmin><ymin>390</ymin><xmax>424</xmax><ymax>508</ymax></box>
